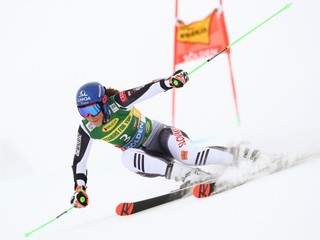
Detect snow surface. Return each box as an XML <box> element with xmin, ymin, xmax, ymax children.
<box><xmin>1</xmin><ymin>0</ymin><xmax>320</xmax><ymax>239</ymax></box>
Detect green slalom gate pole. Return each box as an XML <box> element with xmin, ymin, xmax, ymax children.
<box><xmin>188</xmin><ymin>3</ymin><xmax>293</xmax><ymax>75</ymax></box>
<box><xmin>24</xmin><ymin>206</ymin><xmax>74</xmax><ymax>238</ymax></box>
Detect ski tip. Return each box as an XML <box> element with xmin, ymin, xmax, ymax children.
<box><xmin>193</xmin><ymin>183</ymin><xmax>213</xmax><ymax>198</ymax></box>
<box><xmin>116</xmin><ymin>202</ymin><xmax>134</xmax><ymax>216</ymax></box>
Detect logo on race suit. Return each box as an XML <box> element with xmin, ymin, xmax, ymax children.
<box><xmin>133</xmin><ymin>85</ymin><xmax>144</xmax><ymax>91</ymax></box>
<box><xmin>109</xmin><ymin>103</ymin><xmax>119</xmax><ymax>113</ymax></box>
<box><xmin>75</xmin><ymin>133</ymin><xmax>82</xmax><ymax>156</ymax></box>
<box><xmin>132</xmin><ymin>118</ymin><xmax>138</xmax><ymax>130</ymax></box>
<box><xmin>124</xmin><ymin>121</ymin><xmax>146</xmax><ymax>149</ymax></box>
<box><xmin>146</xmin><ymin>121</ymin><xmax>151</xmax><ymax>133</ymax></box>
<box><xmin>171</xmin><ymin>128</ymin><xmax>186</xmax><ymax>148</ymax></box>
<box><xmin>78</xmin><ymin>90</ymin><xmax>91</xmax><ymax>103</ymax></box>
<box><xmin>127</xmin><ymin>89</ymin><xmax>135</xmax><ymax>96</ymax></box>
<box><xmin>102</xmin><ymin>109</ymin><xmax>133</xmax><ymax>143</ymax></box>
<box><xmin>181</xmin><ymin>150</ymin><xmax>188</xmax><ymax>160</ymax></box>
<box><xmin>86</xmin><ymin>121</ymin><xmax>96</xmax><ymax>131</ymax></box>
<box><xmin>102</xmin><ymin>118</ymin><xmax>119</xmax><ymax>132</ymax></box>
<box><xmin>119</xmin><ymin>91</ymin><xmax>128</xmax><ymax>103</ymax></box>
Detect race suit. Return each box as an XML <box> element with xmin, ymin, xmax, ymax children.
<box><xmin>71</xmin><ymin>77</ymin><xmax>233</xmax><ymax>189</ymax></box>
<box><xmin>72</xmin><ymin>78</ymin><xmax>173</xmax><ymax>188</ymax></box>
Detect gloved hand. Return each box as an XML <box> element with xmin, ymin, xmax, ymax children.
<box><xmin>169</xmin><ymin>69</ymin><xmax>189</xmax><ymax>88</ymax></box>
<box><xmin>70</xmin><ymin>185</ymin><xmax>89</xmax><ymax>208</ymax></box>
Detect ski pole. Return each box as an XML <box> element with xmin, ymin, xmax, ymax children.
<box><xmin>24</xmin><ymin>206</ymin><xmax>74</xmax><ymax>238</ymax></box>
<box><xmin>188</xmin><ymin>3</ymin><xmax>293</xmax><ymax>75</ymax></box>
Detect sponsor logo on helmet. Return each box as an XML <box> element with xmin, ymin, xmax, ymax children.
<box><xmin>98</xmin><ymin>85</ymin><xmax>103</xmax><ymax>97</ymax></box>
<box><xmin>78</xmin><ymin>90</ymin><xmax>91</xmax><ymax>103</ymax></box>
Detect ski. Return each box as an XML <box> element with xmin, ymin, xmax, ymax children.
<box><xmin>116</xmin><ymin>187</ymin><xmax>193</xmax><ymax>216</ymax></box>
<box><xmin>117</xmin><ymin>152</ymin><xmax>320</xmax><ymax>215</ymax></box>
<box><xmin>193</xmin><ymin>181</ymin><xmax>216</xmax><ymax>198</ymax></box>
<box><xmin>192</xmin><ymin>151</ymin><xmax>320</xmax><ymax>199</ymax></box>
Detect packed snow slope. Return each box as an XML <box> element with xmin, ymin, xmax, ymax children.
<box><xmin>1</xmin><ymin>1</ymin><xmax>320</xmax><ymax>240</ymax></box>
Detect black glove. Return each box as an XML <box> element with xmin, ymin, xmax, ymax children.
<box><xmin>169</xmin><ymin>69</ymin><xmax>189</xmax><ymax>88</ymax></box>
<box><xmin>70</xmin><ymin>185</ymin><xmax>89</xmax><ymax>208</ymax></box>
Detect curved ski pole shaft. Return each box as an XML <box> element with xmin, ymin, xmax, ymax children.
<box><xmin>188</xmin><ymin>3</ymin><xmax>293</xmax><ymax>75</ymax></box>
<box><xmin>24</xmin><ymin>206</ymin><xmax>74</xmax><ymax>238</ymax></box>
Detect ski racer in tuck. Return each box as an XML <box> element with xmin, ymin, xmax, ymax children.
<box><xmin>70</xmin><ymin>70</ymin><xmax>254</xmax><ymax>208</ymax></box>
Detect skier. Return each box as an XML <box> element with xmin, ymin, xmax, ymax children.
<box><xmin>70</xmin><ymin>70</ymin><xmax>254</xmax><ymax>208</ymax></box>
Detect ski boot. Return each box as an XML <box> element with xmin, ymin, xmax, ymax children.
<box><xmin>166</xmin><ymin>161</ymin><xmax>214</xmax><ymax>189</ymax></box>
<box><xmin>208</xmin><ymin>144</ymin><xmax>260</xmax><ymax>165</ymax></box>
<box><xmin>224</xmin><ymin>144</ymin><xmax>260</xmax><ymax>165</ymax></box>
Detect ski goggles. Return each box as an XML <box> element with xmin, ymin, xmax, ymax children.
<box><xmin>78</xmin><ymin>103</ymin><xmax>102</xmax><ymax>118</ymax></box>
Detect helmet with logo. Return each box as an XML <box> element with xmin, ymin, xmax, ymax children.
<box><xmin>76</xmin><ymin>82</ymin><xmax>110</xmax><ymax>122</ymax></box>
<box><xmin>76</xmin><ymin>82</ymin><xmax>106</xmax><ymax>107</ymax></box>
